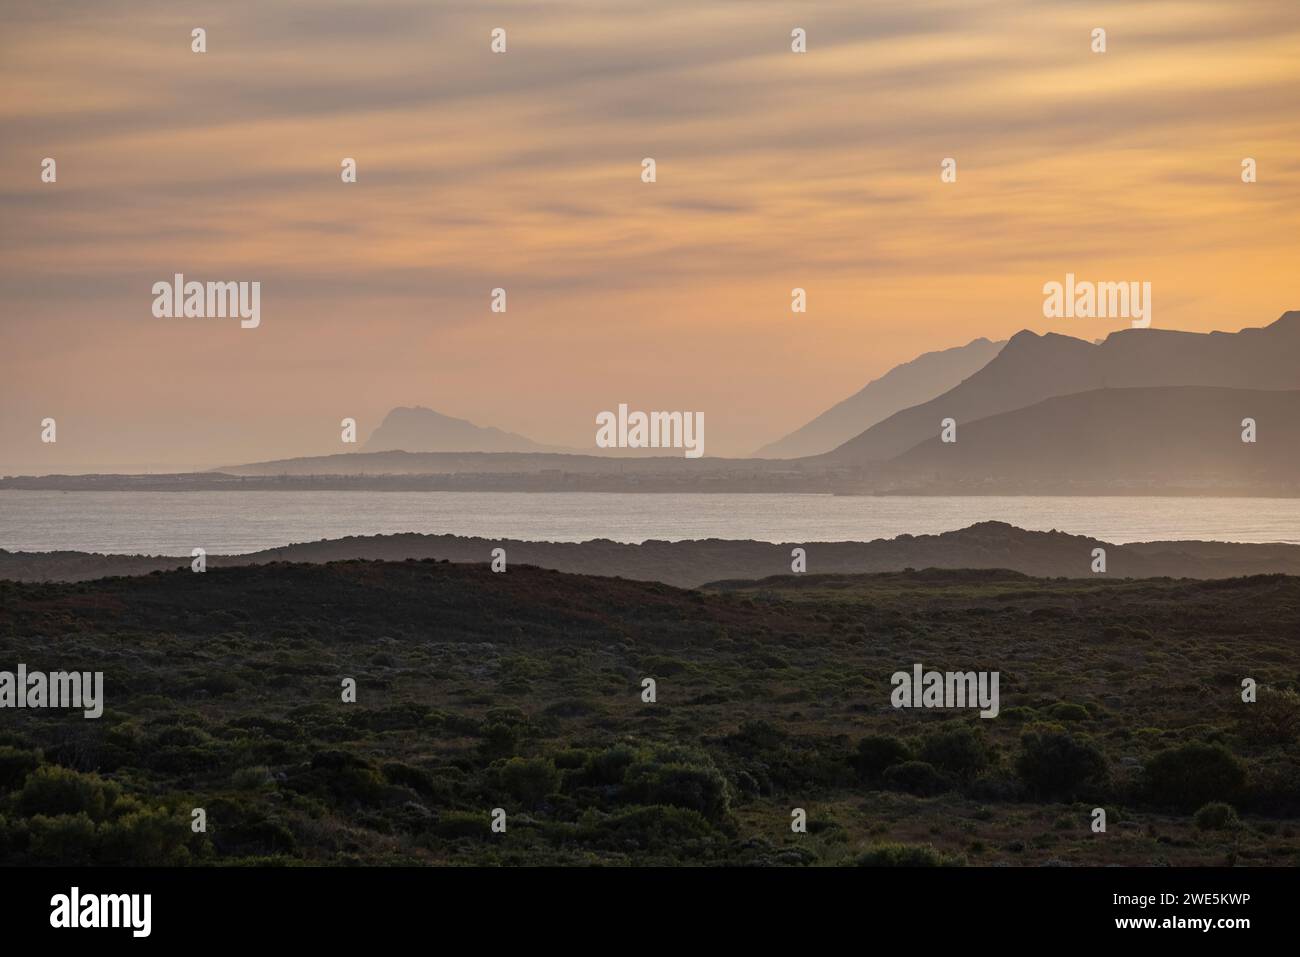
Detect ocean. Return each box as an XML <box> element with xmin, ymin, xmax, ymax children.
<box><xmin>2</xmin><ymin>490</ymin><xmax>1298</xmax><ymax>555</ymax></box>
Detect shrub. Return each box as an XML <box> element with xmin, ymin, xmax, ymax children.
<box><xmin>1243</xmin><ymin>757</ymin><xmax>1300</xmax><ymax>816</ymax></box>
<box><xmin>381</xmin><ymin>762</ymin><xmax>445</xmax><ymax>798</ymax></box>
<box><xmin>1193</xmin><ymin>801</ymin><xmax>1240</xmax><ymax>832</ymax></box>
<box><xmin>553</xmin><ymin>749</ymin><xmax>589</xmax><ymax>770</ymax></box>
<box><xmin>213</xmin><ymin>818</ymin><xmax>296</xmax><ymax>856</ymax></box>
<box><xmin>0</xmin><ymin>815</ymin><xmax>29</xmax><ymax>860</ymax></box>
<box><xmin>1144</xmin><ymin>742</ymin><xmax>1246</xmax><ymax>811</ymax></box>
<box><xmin>852</xmin><ymin>734</ymin><xmax>912</xmax><ymax>779</ymax></box>
<box><xmin>1238</xmin><ymin>686</ymin><xmax>1300</xmax><ymax>746</ymax></box>
<box><xmin>147</xmin><ymin>745</ymin><xmax>216</xmax><ymax>774</ymax></box>
<box><xmin>621</xmin><ymin>760</ymin><xmax>731</xmax><ymax>822</ymax></box>
<box><xmin>346</xmin><ymin>703</ymin><xmax>428</xmax><ymax>732</ymax></box>
<box><xmin>1014</xmin><ymin>724</ymin><xmax>1108</xmax><ymax>800</ymax></box>
<box><xmin>287</xmin><ymin>752</ymin><xmax>386</xmax><ymax>805</ymax></box>
<box><xmin>98</xmin><ymin>807</ymin><xmax>195</xmax><ymax>865</ymax></box>
<box><xmin>18</xmin><ymin>766</ymin><xmax>113</xmax><ymax>821</ymax></box>
<box><xmin>1046</xmin><ymin>702</ymin><xmax>1090</xmax><ymax>722</ymax></box>
<box><xmin>432</xmin><ymin>811</ymin><xmax>488</xmax><ymax>840</ymax></box>
<box><xmin>479</xmin><ymin>722</ymin><xmax>519</xmax><ymax>759</ymax></box>
<box><xmin>581</xmin><ymin>805</ymin><xmax>716</xmax><ymax>852</ymax></box>
<box><xmin>856</xmin><ymin>842</ymin><xmax>964</xmax><ymax>866</ymax></box>
<box><xmin>500</xmin><ymin>757</ymin><xmax>560</xmax><ymax>808</ymax></box>
<box><xmin>918</xmin><ymin>725</ymin><xmax>992</xmax><ymax>778</ymax></box>
<box><xmin>585</xmin><ymin>745</ymin><xmax>636</xmax><ymax>786</ymax></box>
<box><xmin>231</xmin><ymin>766</ymin><xmax>273</xmax><ymax>790</ymax></box>
<box><xmin>726</xmin><ymin>720</ymin><xmax>788</xmax><ymax>752</ymax></box>
<box><xmin>0</xmin><ymin>747</ymin><xmax>40</xmax><ymax>792</ymax></box>
<box><xmin>882</xmin><ymin>761</ymin><xmax>946</xmax><ymax>796</ymax></box>
<box><xmin>25</xmin><ymin>813</ymin><xmax>97</xmax><ymax>865</ymax></box>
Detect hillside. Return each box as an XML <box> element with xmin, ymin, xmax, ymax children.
<box><xmin>1</xmin><ymin>560</ymin><xmax>1296</xmax><ymax>866</ymax></box>
<box><xmin>755</xmin><ymin>337</ymin><xmax>1004</xmax><ymax>458</ymax></box>
<box><xmin>6</xmin><ymin>522</ymin><xmax>1300</xmax><ymax>586</ymax></box>
<box><xmin>364</xmin><ymin>406</ymin><xmax>560</xmax><ymax>454</ymax></box>
<box><xmin>825</xmin><ymin>312</ymin><xmax>1300</xmax><ymax>464</ymax></box>
<box><xmin>887</xmin><ymin>386</ymin><xmax>1300</xmax><ymax>491</ymax></box>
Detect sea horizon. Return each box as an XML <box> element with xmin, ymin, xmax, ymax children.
<box><xmin>3</xmin><ymin>489</ymin><xmax>1298</xmax><ymax>555</ymax></box>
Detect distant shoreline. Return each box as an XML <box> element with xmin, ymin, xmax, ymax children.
<box><xmin>3</xmin><ymin>474</ymin><xmax>1297</xmax><ymax>497</ymax></box>
<box><xmin>5</xmin><ymin>522</ymin><xmax>1300</xmax><ymax>587</ymax></box>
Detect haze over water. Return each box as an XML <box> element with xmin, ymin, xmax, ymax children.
<box><xmin>3</xmin><ymin>491</ymin><xmax>1298</xmax><ymax>555</ymax></box>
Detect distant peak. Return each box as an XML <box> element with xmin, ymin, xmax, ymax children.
<box><xmin>382</xmin><ymin>406</ymin><xmax>468</xmax><ymax>424</ymax></box>
<box><xmin>1000</xmin><ymin>329</ymin><xmax>1090</xmax><ymax>354</ymax></box>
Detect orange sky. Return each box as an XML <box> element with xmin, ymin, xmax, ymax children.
<box><xmin>2</xmin><ymin>0</ymin><xmax>1299</xmax><ymax>469</ymax></box>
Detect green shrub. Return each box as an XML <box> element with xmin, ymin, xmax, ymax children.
<box><xmin>98</xmin><ymin>807</ymin><xmax>195</xmax><ymax>865</ymax></box>
<box><xmin>621</xmin><ymin>760</ymin><xmax>731</xmax><ymax>822</ymax></box>
<box><xmin>852</xmin><ymin>734</ymin><xmax>912</xmax><ymax>779</ymax></box>
<box><xmin>725</xmin><ymin>720</ymin><xmax>788</xmax><ymax>752</ymax></box>
<box><xmin>231</xmin><ymin>766</ymin><xmax>273</xmax><ymax>790</ymax></box>
<box><xmin>0</xmin><ymin>747</ymin><xmax>40</xmax><ymax>792</ymax></box>
<box><xmin>581</xmin><ymin>805</ymin><xmax>716</xmax><ymax>851</ymax></box>
<box><xmin>1046</xmin><ymin>702</ymin><xmax>1090</xmax><ymax>722</ymax></box>
<box><xmin>1243</xmin><ymin>757</ymin><xmax>1300</xmax><ymax>816</ymax></box>
<box><xmin>1014</xmin><ymin>724</ymin><xmax>1108</xmax><ymax>800</ymax></box>
<box><xmin>147</xmin><ymin>745</ymin><xmax>216</xmax><ymax>774</ymax></box>
<box><xmin>18</xmin><ymin>766</ymin><xmax>114</xmax><ymax>821</ymax></box>
<box><xmin>1144</xmin><ymin>742</ymin><xmax>1246</xmax><ymax>811</ymax></box>
<box><xmin>26</xmin><ymin>813</ymin><xmax>97</xmax><ymax>865</ymax></box>
<box><xmin>1193</xmin><ymin>801</ymin><xmax>1240</xmax><ymax>832</ymax></box>
<box><xmin>1237</xmin><ymin>686</ymin><xmax>1300</xmax><ymax>746</ymax></box>
<box><xmin>286</xmin><ymin>751</ymin><xmax>386</xmax><ymax>805</ymax></box>
<box><xmin>553</xmin><ymin>749</ymin><xmax>590</xmax><ymax>770</ymax></box>
<box><xmin>856</xmin><ymin>842</ymin><xmax>964</xmax><ymax>866</ymax></box>
<box><xmin>381</xmin><ymin>762</ymin><xmax>444</xmax><ymax>798</ymax></box>
<box><xmin>214</xmin><ymin>818</ymin><xmax>296</xmax><ymax>856</ymax></box>
<box><xmin>882</xmin><ymin>761</ymin><xmax>946</xmax><ymax>796</ymax></box>
<box><xmin>0</xmin><ymin>814</ymin><xmax>29</xmax><ymax>860</ymax></box>
<box><xmin>585</xmin><ymin>745</ymin><xmax>636</xmax><ymax>786</ymax></box>
<box><xmin>478</xmin><ymin>722</ymin><xmax>519</xmax><ymax>759</ymax></box>
<box><xmin>918</xmin><ymin>725</ymin><xmax>992</xmax><ymax>778</ymax></box>
<box><xmin>500</xmin><ymin>757</ymin><xmax>560</xmax><ymax>808</ymax></box>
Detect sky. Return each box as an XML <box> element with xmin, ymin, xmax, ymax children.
<box><xmin>2</xmin><ymin>0</ymin><xmax>1299</xmax><ymax>470</ymax></box>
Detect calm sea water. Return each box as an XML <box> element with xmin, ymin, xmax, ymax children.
<box><xmin>2</xmin><ymin>491</ymin><xmax>1298</xmax><ymax>555</ymax></box>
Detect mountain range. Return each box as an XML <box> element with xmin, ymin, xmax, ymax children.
<box><xmin>822</xmin><ymin>312</ymin><xmax>1300</xmax><ymax>464</ymax></box>
<box><xmin>882</xmin><ymin>385</ymin><xmax>1300</xmax><ymax>492</ymax></box>
<box><xmin>9</xmin><ymin>312</ymin><xmax>1298</xmax><ymax>496</ymax></box>
<box><xmin>755</xmin><ymin>337</ymin><xmax>1005</xmax><ymax>457</ymax></box>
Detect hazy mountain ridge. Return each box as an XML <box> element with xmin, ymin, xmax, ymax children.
<box><xmin>755</xmin><ymin>337</ymin><xmax>1005</xmax><ymax>458</ymax></box>
<box><xmin>364</xmin><ymin>405</ymin><xmax>563</xmax><ymax>454</ymax></box>
<box><xmin>8</xmin><ymin>313</ymin><xmax>1298</xmax><ymax>495</ymax></box>
<box><xmin>882</xmin><ymin>386</ymin><xmax>1300</xmax><ymax>488</ymax></box>
<box><xmin>823</xmin><ymin>312</ymin><xmax>1300</xmax><ymax>464</ymax></box>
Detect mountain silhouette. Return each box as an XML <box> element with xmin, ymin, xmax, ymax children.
<box><xmin>754</xmin><ymin>337</ymin><xmax>1004</xmax><ymax>458</ymax></box>
<box><xmin>886</xmin><ymin>385</ymin><xmax>1300</xmax><ymax>489</ymax></box>
<box><xmin>824</xmin><ymin>312</ymin><xmax>1300</xmax><ymax>463</ymax></box>
<box><xmin>364</xmin><ymin>406</ymin><xmax>559</xmax><ymax>454</ymax></box>
<box><xmin>7</xmin><ymin>521</ymin><xmax>1300</xmax><ymax>586</ymax></box>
